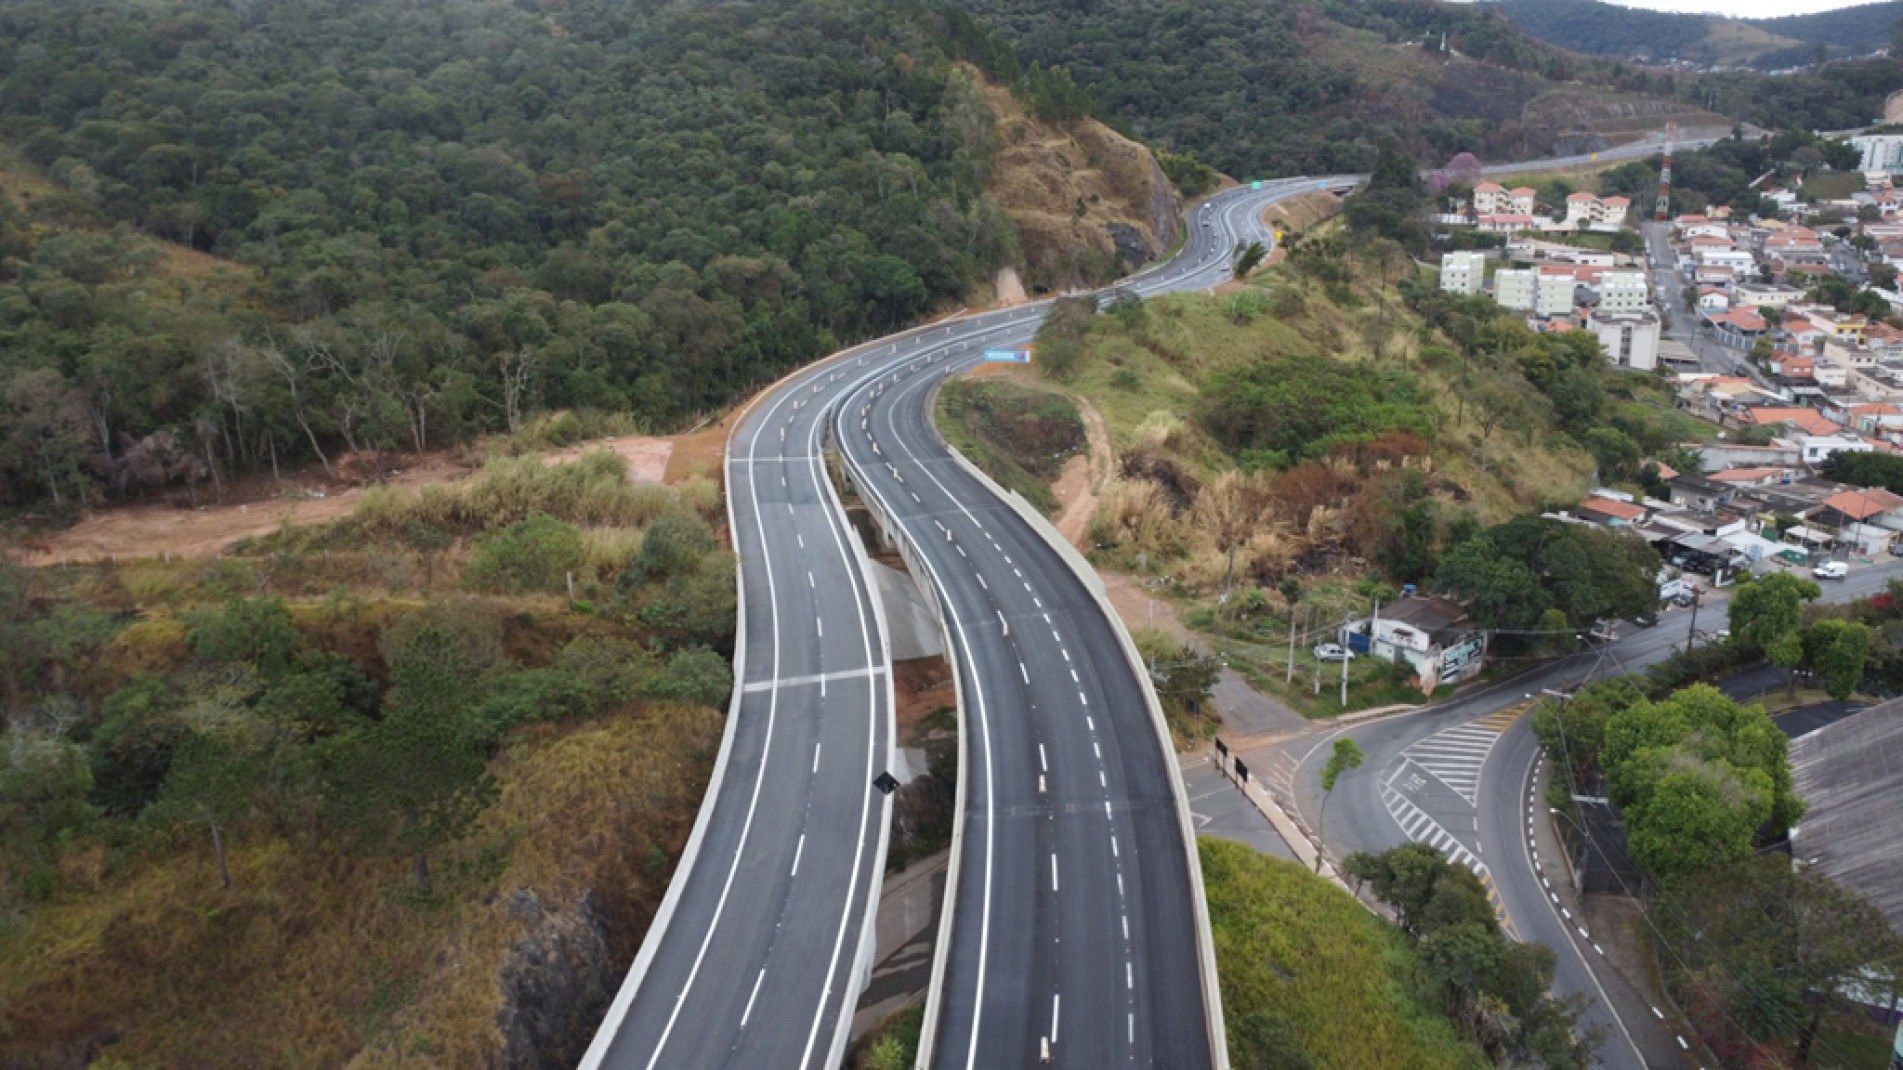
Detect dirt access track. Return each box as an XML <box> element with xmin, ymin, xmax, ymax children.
<box><xmin>15</xmin><ymin>432</ymin><xmax>716</xmax><ymax>567</ymax></box>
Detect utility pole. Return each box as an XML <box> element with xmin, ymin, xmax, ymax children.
<box><xmin>1286</xmin><ymin>604</ymin><xmax>1300</xmax><ymax>684</ymax></box>
<box><xmin>1684</xmin><ymin>588</ymin><xmax>1701</xmax><ymax>653</ymax></box>
<box><xmin>1654</xmin><ymin>120</ymin><xmax>1676</xmax><ymax>223</ymax></box>
<box><xmin>1339</xmin><ymin>613</ymin><xmax>1352</xmax><ymax>708</ymax></box>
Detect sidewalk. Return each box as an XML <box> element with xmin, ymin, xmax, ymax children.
<box><xmin>1529</xmin><ymin>758</ymin><xmax>1696</xmax><ymax>1068</ymax></box>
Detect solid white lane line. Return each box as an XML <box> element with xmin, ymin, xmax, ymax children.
<box><xmin>792</xmin><ymin>834</ymin><xmax>806</xmax><ymax>876</ymax></box>
<box><xmin>741</xmin><ymin>968</ymin><xmax>767</xmax><ymax>1027</ymax></box>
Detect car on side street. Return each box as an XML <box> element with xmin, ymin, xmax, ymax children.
<box><xmin>1313</xmin><ymin>643</ymin><xmax>1355</xmax><ymax>662</ymax></box>
<box><xmin>1813</xmin><ymin>560</ymin><xmax>1849</xmax><ymax>580</ymax></box>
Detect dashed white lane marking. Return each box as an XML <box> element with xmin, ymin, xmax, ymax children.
<box><xmin>1050</xmin><ymin>853</ymin><xmax>1060</xmax><ymax>891</ymax></box>
<box><xmin>740</xmin><ymin>968</ymin><xmax>767</xmax><ymax>1027</ymax></box>
<box><xmin>1061</xmin><ymin>649</ymin><xmax>1070</xmax><ymax>662</ymax></box>
<box><xmin>977</xmin><ymin>573</ymin><xmax>987</xmax><ymax>589</ymax></box>
<box><xmin>807</xmin><ymin>571</ymin><xmax>814</xmax><ymax>588</ymax></box>
<box><xmin>1126</xmin><ymin>962</ymin><xmax>1133</xmax><ymax>989</ymax></box>
<box><xmin>1039</xmin><ymin>744</ymin><xmax>1048</xmax><ymax>772</ymax></box>
<box><xmin>1051</xmin><ymin>994</ymin><xmax>1061</xmax><ymax>1046</ymax></box>
<box><xmin>812</xmin><ymin>743</ymin><xmax>821</xmax><ymax>772</ymax></box>
<box><xmin>1110</xmin><ymin>836</ymin><xmax>1119</xmax><ymax>858</ymax></box>
<box><xmin>1086</xmin><ymin>716</ymin><xmax>1095</xmax><ymax>732</ymax></box>
<box><xmin>791</xmin><ymin>834</ymin><xmax>805</xmax><ymax>876</ymax></box>
<box><xmin>1121</xmin><ymin>914</ymin><xmax>1129</xmax><ymax>939</ymax></box>
<box><xmin>1020</xmin><ymin>662</ymin><xmax>1030</xmax><ymax>684</ymax></box>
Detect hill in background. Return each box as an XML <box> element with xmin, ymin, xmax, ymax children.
<box><xmin>1493</xmin><ymin>0</ymin><xmax>1903</xmax><ymax>68</ymax></box>
<box><xmin>948</xmin><ymin>0</ymin><xmax>1726</xmax><ymax>180</ymax></box>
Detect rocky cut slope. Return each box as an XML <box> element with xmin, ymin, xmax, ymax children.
<box><xmin>966</xmin><ymin>66</ymin><xmax>1182</xmax><ymax>295</ymax></box>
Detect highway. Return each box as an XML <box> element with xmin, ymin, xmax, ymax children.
<box><xmin>1288</xmin><ymin>559</ymin><xmax>1903</xmax><ymax>1068</ymax></box>
<box><xmin>579</xmin><ymin>303</ymin><xmax>901</xmax><ymax>1069</ymax></box>
<box><xmin>830</xmin><ymin>177</ymin><xmax>1336</xmax><ymax>1069</ymax></box>
<box><xmin>583</xmin><ymin>128</ymin><xmax>1706</xmax><ymax>1070</ymax></box>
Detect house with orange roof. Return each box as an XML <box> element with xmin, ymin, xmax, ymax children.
<box><xmin>1474</xmin><ymin>183</ymin><xmax>1533</xmax><ymax>217</ymax></box>
<box><xmin>1694</xmin><ymin>286</ymin><xmax>1730</xmax><ymax>312</ymax></box>
<box><xmin>1738</xmin><ymin>407</ymin><xmax>1845</xmax><ymax>436</ymax></box>
<box><xmin>1809</xmin><ymin>486</ymin><xmax>1903</xmax><ymax>554</ymax></box>
<box><xmin>1577</xmin><ymin>496</ymin><xmax>1646</xmax><ymax>527</ymax></box>
<box><xmin>1769</xmin><ymin>352</ymin><xmax>1815</xmax><ymax>380</ymax></box>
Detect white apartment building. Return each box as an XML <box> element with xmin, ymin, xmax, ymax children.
<box><xmin>1734</xmin><ymin>283</ymin><xmax>1803</xmax><ymax>311</ymax></box>
<box><xmin>1597</xmin><ymin>270</ymin><xmax>1649</xmax><ymax>313</ymax></box>
<box><xmin>1589</xmin><ymin>309</ymin><xmax>1661</xmax><ymax>371</ymax></box>
<box><xmin>1850</xmin><ymin>134</ymin><xmax>1903</xmax><ymax>175</ymax></box>
<box><xmin>1439</xmin><ymin>251</ymin><xmax>1485</xmax><ymax>296</ymax></box>
<box><xmin>1473</xmin><ymin>182</ymin><xmax>1536</xmax><ymax>217</ymax></box>
<box><xmin>1536</xmin><ymin>272</ymin><xmax>1575</xmax><ymax>317</ymax></box>
<box><xmin>1494</xmin><ymin>268</ymin><xmax>1537</xmax><ymax>311</ymax></box>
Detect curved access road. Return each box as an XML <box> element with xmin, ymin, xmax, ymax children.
<box><xmin>1293</xmin><ymin>561</ymin><xmax>1903</xmax><ymax>1068</ymax></box>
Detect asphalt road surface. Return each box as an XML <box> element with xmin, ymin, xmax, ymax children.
<box><xmin>1290</xmin><ymin>558</ymin><xmax>1903</xmax><ymax>1068</ymax></box>
<box><xmin>832</xmin><ymin>177</ymin><xmax>1333</xmax><ymax>1070</ymax></box>
<box><xmin>584</xmin><ymin>129</ymin><xmax>1710</xmax><ymax>1070</ymax></box>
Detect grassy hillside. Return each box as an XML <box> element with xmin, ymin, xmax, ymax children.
<box><xmin>0</xmin><ymin>452</ymin><xmax>733</xmax><ymax>1067</ymax></box>
<box><xmin>946</xmin><ymin>0</ymin><xmax>1724</xmax><ymax>178</ymax></box>
<box><xmin>1201</xmin><ymin>838</ymin><xmax>1487</xmax><ymax>1070</ymax></box>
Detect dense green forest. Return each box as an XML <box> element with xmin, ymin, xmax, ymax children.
<box><xmin>944</xmin><ymin>0</ymin><xmax>1629</xmax><ymax>181</ymax></box>
<box><xmin>1691</xmin><ymin>58</ymin><xmax>1903</xmax><ymax>134</ymax></box>
<box><xmin>0</xmin><ymin>0</ymin><xmax>1022</xmax><ymax>512</ymax></box>
<box><xmin>1498</xmin><ymin>0</ymin><xmax>1903</xmax><ymax>66</ymax></box>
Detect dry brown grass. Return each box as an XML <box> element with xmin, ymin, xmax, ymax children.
<box><xmin>0</xmin><ymin>703</ymin><xmax>721</xmax><ymax>1070</ymax></box>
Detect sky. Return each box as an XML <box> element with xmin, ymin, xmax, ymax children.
<box><xmin>1586</xmin><ymin>0</ymin><xmax>1883</xmax><ymax>15</ymax></box>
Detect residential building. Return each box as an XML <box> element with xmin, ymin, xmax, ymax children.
<box><xmin>1476</xmin><ymin>213</ymin><xmax>1537</xmax><ymax>235</ymax></box>
<box><xmin>1849</xmin><ymin>133</ymin><xmax>1903</xmax><ymax>175</ymax></box>
<box><xmin>1473</xmin><ymin>183</ymin><xmax>1534</xmax><ymax>217</ymax></box>
<box><xmin>1340</xmin><ymin>597</ymin><xmax>1487</xmax><ymax>694</ymax></box>
<box><xmin>1587</xmin><ymin>309</ymin><xmax>1661</xmax><ymax>371</ymax></box>
<box><xmin>1796</xmin><ymin>432</ymin><xmax>1875</xmax><ymax>466</ymax></box>
<box><xmin>1810</xmin><ymin>486</ymin><xmax>1903</xmax><ymax>554</ymax></box>
<box><xmin>1536</xmin><ymin>272</ymin><xmax>1574</xmax><ymax>317</ymax></box>
<box><xmin>1596</xmin><ymin>270</ymin><xmax>1649</xmax><ymax>313</ymax></box>
<box><xmin>1733</xmin><ymin>282</ymin><xmax>1803</xmax><ymax>311</ymax></box>
<box><xmin>1439</xmin><ymin>251</ymin><xmax>1485</xmax><ymax>296</ymax></box>
<box><xmin>1694</xmin><ymin>286</ymin><xmax>1730</xmax><ymax>312</ymax></box>
<box><xmin>1493</xmin><ymin>267</ymin><xmax>1537</xmax><ymax>311</ymax></box>
<box><xmin>1578</xmin><ymin>495</ymin><xmax>1647</xmax><ymax>526</ymax></box>
<box><xmin>1706</xmin><ymin>308</ymin><xmax>1768</xmax><ymax>348</ymax></box>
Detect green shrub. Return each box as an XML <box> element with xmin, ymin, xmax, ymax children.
<box><xmin>464</xmin><ymin>515</ymin><xmax>584</xmax><ymax>594</ymax></box>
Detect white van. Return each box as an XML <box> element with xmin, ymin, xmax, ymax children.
<box><xmin>1812</xmin><ymin>560</ymin><xmax>1849</xmax><ymax>580</ymax></box>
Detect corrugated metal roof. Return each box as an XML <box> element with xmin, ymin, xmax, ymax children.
<box><xmin>1790</xmin><ymin>698</ymin><xmax>1903</xmax><ymax>929</ymax></box>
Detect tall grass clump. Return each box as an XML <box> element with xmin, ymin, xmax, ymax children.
<box><xmin>350</xmin><ymin>451</ymin><xmax>685</xmax><ymax>544</ymax></box>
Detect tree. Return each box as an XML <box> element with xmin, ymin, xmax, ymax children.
<box><xmin>326</xmin><ymin>624</ymin><xmax>497</xmax><ymax>888</ymax></box>
<box><xmin>1727</xmin><ymin>572</ymin><xmax>1821</xmax><ymax>656</ymax></box>
<box><xmin>1343</xmin><ymin>842</ymin><xmax>1448</xmax><ymax>937</ymax></box>
<box><xmin>1315</xmin><ymin>738</ymin><xmax>1364</xmax><ymax>873</ymax></box>
<box><xmin>1434</xmin><ymin>538</ymin><xmax>1548</xmax><ymax>630</ymax></box>
<box><xmin>1802</xmin><ymin>618</ymin><xmax>1870</xmax><ymax>700</ymax></box>
<box><xmin>1233</xmin><ymin>241</ymin><xmax>1268</xmax><ymax>278</ymax></box>
<box><xmin>1602</xmin><ymin>685</ymin><xmax>1804</xmax><ymax>878</ymax></box>
<box><xmin>154</xmin><ymin>707</ymin><xmax>262</xmax><ymax>891</ymax></box>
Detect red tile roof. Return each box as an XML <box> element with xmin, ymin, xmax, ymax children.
<box><xmin>1579</xmin><ymin>496</ymin><xmax>1646</xmax><ymax>521</ymax></box>
<box><xmin>1822</xmin><ymin>487</ymin><xmax>1903</xmax><ymax>520</ymax></box>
